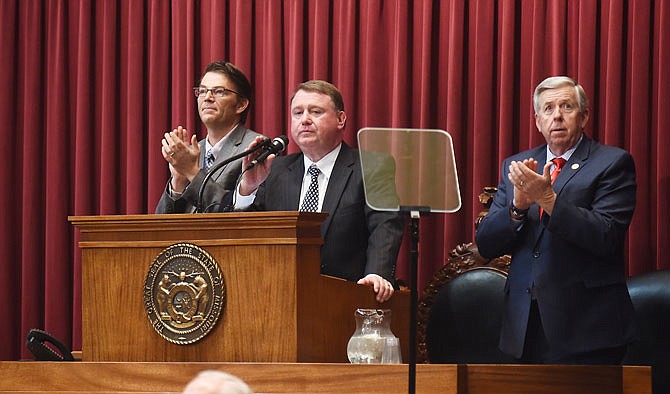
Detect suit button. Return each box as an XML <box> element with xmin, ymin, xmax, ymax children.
<box><xmin>532</xmin><ymin>251</ymin><xmax>540</xmax><ymax>258</ymax></box>
<box><xmin>525</xmin><ymin>288</ymin><xmax>531</xmax><ymax>293</ymax></box>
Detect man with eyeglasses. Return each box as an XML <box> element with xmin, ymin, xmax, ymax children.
<box><xmin>156</xmin><ymin>61</ymin><xmax>261</xmax><ymax>213</ymax></box>
<box><xmin>475</xmin><ymin>76</ymin><xmax>637</xmax><ymax>364</ymax></box>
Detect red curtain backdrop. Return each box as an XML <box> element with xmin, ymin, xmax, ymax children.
<box><xmin>0</xmin><ymin>0</ymin><xmax>667</xmax><ymax>361</ymax></box>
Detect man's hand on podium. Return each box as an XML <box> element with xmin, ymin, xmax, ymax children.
<box><xmin>357</xmin><ymin>274</ymin><xmax>394</xmax><ymax>302</ymax></box>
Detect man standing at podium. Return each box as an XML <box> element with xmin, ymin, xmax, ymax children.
<box><xmin>230</xmin><ymin>80</ymin><xmax>403</xmax><ymax>302</ymax></box>
<box><xmin>476</xmin><ymin>76</ymin><xmax>637</xmax><ymax>364</ymax></box>
<box><xmin>156</xmin><ymin>61</ymin><xmax>261</xmax><ymax>213</ymax></box>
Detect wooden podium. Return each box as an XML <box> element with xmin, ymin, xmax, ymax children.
<box><xmin>69</xmin><ymin>212</ymin><xmax>409</xmax><ymax>363</ymax></box>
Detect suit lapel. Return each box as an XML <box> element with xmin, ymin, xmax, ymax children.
<box><xmin>533</xmin><ymin>136</ymin><xmax>591</xmax><ymax>243</ymax></box>
<box><xmin>530</xmin><ymin>147</ymin><xmax>547</xmax><ymax>242</ymax></box>
<box><xmin>199</xmin><ymin>139</ymin><xmax>207</xmax><ymax>168</ymax></box>
<box><xmin>528</xmin><ymin>147</ymin><xmax>547</xmax><ymax>222</ymax></box>
<box><xmin>551</xmin><ymin>136</ymin><xmax>590</xmax><ymax>194</ymax></box>
<box><xmin>210</xmin><ymin>125</ymin><xmax>247</xmax><ymax>181</ymax></box>
<box><xmin>321</xmin><ymin>144</ymin><xmax>354</xmax><ymax>234</ymax></box>
<box><xmin>285</xmin><ymin>156</ymin><xmax>304</xmax><ymax>210</ymax></box>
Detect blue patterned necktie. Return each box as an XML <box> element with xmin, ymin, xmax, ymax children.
<box><xmin>300</xmin><ymin>164</ymin><xmax>321</xmax><ymax>212</ymax></box>
<box><xmin>204</xmin><ymin>150</ymin><xmax>215</xmax><ymax>172</ymax></box>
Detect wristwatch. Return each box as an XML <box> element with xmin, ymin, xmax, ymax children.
<box><xmin>509</xmin><ymin>205</ymin><xmax>529</xmax><ymax>220</ymax></box>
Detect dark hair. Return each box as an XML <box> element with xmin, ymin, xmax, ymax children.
<box><xmin>200</xmin><ymin>61</ymin><xmax>252</xmax><ymax>123</ymax></box>
<box><xmin>291</xmin><ymin>80</ymin><xmax>345</xmax><ymax>112</ymax></box>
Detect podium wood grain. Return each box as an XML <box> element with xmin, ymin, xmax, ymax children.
<box><xmin>69</xmin><ymin>212</ymin><xmax>409</xmax><ymax>362</ymax></box>
<box><xmin>0</xmin><ymin>362</ymin><xmax>650</xmax><ymax>394</ymax></box>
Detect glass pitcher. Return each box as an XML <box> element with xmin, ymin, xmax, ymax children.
<box><xmin>347</xmin><ymin>308</ymin><xmax>400</xmax><ymax>364</ymax></box>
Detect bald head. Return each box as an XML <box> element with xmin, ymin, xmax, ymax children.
<box><xmin>181</xmin><ymin>370</ymin><xmax>253</xmax><ymax>394</ymax></box>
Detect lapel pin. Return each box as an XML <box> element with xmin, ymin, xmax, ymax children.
<box><xmin>571</xmin><ymin>163</ymin><xmax>580</xmax><ymax>170</ymax></box>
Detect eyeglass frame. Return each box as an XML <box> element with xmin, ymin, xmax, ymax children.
<box><xmin>193</xmin><ymin>86</ymin><xmax>243</xmax><ymax>99</ymax></box>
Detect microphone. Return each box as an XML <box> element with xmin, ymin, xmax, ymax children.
<box><xmin>246</xmin><ymin>135</ymin><xmax>289</xmax><ymax>170</ymax></box>
<box><xmin>196</xmin><ymin>136</ymin><xmax>271</xmax><ymax>213</ymax></box>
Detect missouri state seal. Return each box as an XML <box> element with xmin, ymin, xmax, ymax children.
<box><xmin>144</xmin><ymin>243</ymin><xmax>225</xmax><ymax>344</ymax></box>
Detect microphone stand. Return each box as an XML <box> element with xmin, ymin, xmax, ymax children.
<box><xmin>196</xmin><ymin>144</ymin><xmax>265</xmax><ymax>213</ymax></box>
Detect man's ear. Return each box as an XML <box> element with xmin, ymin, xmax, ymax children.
<box><xmin>579</xmin><ymin>108</ymin><xmax>590</xmax><ymax>129</ymax></box>
<box><xmin>236</xmin><ymin>98</ymin><xmax>250</xmax><ymax>115</ymax></box>
<box><xmin>337</xmin><ymin>110</ymin><xmax>347</xmax><ymax>130</ymax></box>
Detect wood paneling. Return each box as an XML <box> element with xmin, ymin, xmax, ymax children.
<box><xmin>0</xmin><ymin>362</ymin><xmax>650</xmax><ymax>394</ymax></box>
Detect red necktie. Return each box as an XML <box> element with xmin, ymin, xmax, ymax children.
<box><xmin>550</xmin><ymin>157</ymin><xmax>567</xmax><ymax>184</ymax></box>
<box><xmin>541</xmin><ymin>157</ymin><xmax>567</xmax><ymax>218</ymax></box>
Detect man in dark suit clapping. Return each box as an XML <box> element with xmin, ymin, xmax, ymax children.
<box><xmin>476</xmin><ymin>76</ymin><xmax>637</xmax><ymax>364</ymax></box>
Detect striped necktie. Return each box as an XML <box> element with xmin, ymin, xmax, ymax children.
<box><xmin>204</xmin><ymin>150</ymin><xmax>215</xmax><ymax>172</ymax></box>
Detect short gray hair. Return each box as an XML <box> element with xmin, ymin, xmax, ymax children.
<box><xmin>533</xmin><ymin>76</ymin><xmax>588</xmax><ymax>114</ymax></box>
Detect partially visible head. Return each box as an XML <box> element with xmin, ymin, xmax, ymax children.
<box><xmin>533</xmin><ymin>76</ymin><xmax>590</xmax><ymax>156</ymax></box>
<box><xmin>181</xmin><ymin>370</ymin><xmax>253</xmax><ymax>394</ymax></box>
<box><xmin>289</xmin><ymin>80</ymin><xmax>347</xmax><ymax>162</ymax></box>
<box><xmin>196</xmin><ymin>61</ymin><xmax>252</xmax><ymax>126</ymax></box>
<box><xmin>291</xmin><ymin>80</ymin><xmax>345</xmax><ymax>113</ymax></box>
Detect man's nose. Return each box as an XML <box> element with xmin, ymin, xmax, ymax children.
<box><xmin>551</xmin><ymin>108</ymin><xmax>564</xmax><ymax>119</ymax></box>
<box><xmin>300</xmin><ymin>112</ymin><xmax>312</xmax><ymax>123</ymax></box>
<box><xmin>203</xmin><ymin>90</ymin><xmax>216</xmax><ymax>100</ymax></box>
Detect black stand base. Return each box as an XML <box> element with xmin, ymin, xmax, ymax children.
<box><xmin>408</xmin><ymin>210</ymin><xmax>421</xmax><ymax>394</ymax></box>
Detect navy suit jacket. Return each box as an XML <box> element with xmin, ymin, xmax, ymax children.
<box><xmin>155</xmin><ymin>125</ymin><xmax>261</xmax><ymax>213</ymax></box>
<box><xmin>475</xmin><ymin>135</ymin><xmax>637</xmax><ymax>358</ymax></box>
<box><xmin>244</xmin><ymin>142</ymin><xmax>403</xmax><ymax>283</ymax></box>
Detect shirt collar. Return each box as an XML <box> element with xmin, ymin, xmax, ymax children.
<box><xmin>303</xmin><ymin>143</ymin><xmax>342</xmax><ymax>179</ymax></box>
<box><xmin>546</xmin><ymin>133</ymin><xmax>583</xmax><ymax>164</ymax></box>
<box><xmin>206</xmin><ymin>123</ymin><xmax>239</xmax><ymax>158</ymax></box>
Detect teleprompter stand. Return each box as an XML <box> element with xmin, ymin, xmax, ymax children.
<box><xmin>358</xmin><ymin>127</ymin><xmax>461</xmax><ymax>394</ymax></box>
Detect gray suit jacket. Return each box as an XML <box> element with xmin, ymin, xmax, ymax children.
<box><xmin>155</xmin><ymin>125</ymin><xmax>261</xmax><ymax>213</ymax></box>
<box><xmin>475</xmin><ymin>135</ymin><xmax>637</xmax><ymax>359</ymax></box>
<box><xmin>224</xmin><ymin>142</ymin><xmax>403</xmax><ymax>283</ymax></box>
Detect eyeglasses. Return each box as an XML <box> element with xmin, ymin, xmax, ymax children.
<box><xmin>193</xmin><ymin>86</ymin><xmax>241</xmax><ymax>98</ymax></box>
<box><xmin>541</xmin><ymin>102</ymin><xmax>578</xmax><ymax>116</ymax></box>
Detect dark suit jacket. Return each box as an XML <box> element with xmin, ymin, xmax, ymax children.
<box><xmin>242</xmin><ymin>142</ymin><xmax>403</xmax><ymax>283</ymax></box>
<box><xmin>155</xmin><ymin>125</ymin><xmax>261</xmax><ymax>213</ymax></box>
<box><xmin>475</xmin><ymin>135</ymin><xmax>637</xmax><ymax>359</ymax></box>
